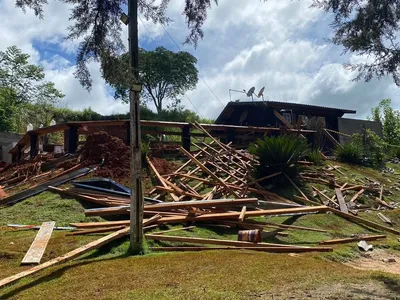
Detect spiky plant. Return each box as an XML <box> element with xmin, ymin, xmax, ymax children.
<box><xmin>248</xmin><ymin>135</ymin><xmax>310</xmax><ymax>179</ymax></box>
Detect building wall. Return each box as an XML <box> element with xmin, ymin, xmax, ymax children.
<box><xmin>1</xmin><ymin>142</ymin><xmax>17</xmax><ymax>164</ymax></box>
<box><xmin>337</xmin><ymin>118</ymin><xmax>383</xmax><ymax>144</ymax></box>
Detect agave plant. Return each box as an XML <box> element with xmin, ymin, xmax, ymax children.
<box><xmin>248</xmin><ymin>134</ymin><xmax>310</xmax><ymax>179</ymax></box>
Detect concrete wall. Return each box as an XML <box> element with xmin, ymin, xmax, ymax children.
<box><xmin>337</xmin><ymin>118</ymin><xmax>383</xmax><ymax>144</ymax></box>
<box><xmin>0</xmin><ymin>132</ymin><xmax>22</xmax><ymax>146</ymax></box>
<box><xmin>1</xmin><ymin>142</ymin><xmax>17</xmax><ymax>164</ymax></box>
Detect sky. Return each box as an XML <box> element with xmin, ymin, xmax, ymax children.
<box><xmin>1</xmin><ymin>0</ymin><xmax>399</xmax><ymax>120</ymax></box>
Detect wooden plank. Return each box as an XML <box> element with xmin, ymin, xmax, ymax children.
<box><xmin>66</xmin><ymin>226</ymin><xmax>126</xmax><ymax>236</ymax></box>
<box><xmin>21</xmin><ymin>222</ymin><xmax>55</xmax><ymax>265</ymax></box>
<box><xmin>238</xmin><ymin>206</ymin><xmax>247</xmax><ymax>222</ymax></box>
<box><xmin>349</xmin><ymin>189</ymin><xmax>365</xmax><ymax>204</ymax></box>
<box><xmin>152</xmin><ymin>226</ymin><xmax>196</xmax><ymax>235</ymax></box>
<box><xmin>0</xmin><ymin>227</ymin><xmax>130</xmax><ymax>288</ymax></box>
<box><xmin>312</xmin><ymin>186</ymin><xmax>338</xmax><ymax>207</ymax></box>
<box><xmin>341</xmin><ymin>185</ymin><xmax>363</xmax><ymax>192</ymax></box>
<box><xmin>335</xmin><ymin>188</ymin><xmax>348</xmax><ymax>213</ymax></box>
<box><xmin>179</xmin><ymin>147</ymin><xmax>240</xmax><ymax>198</ymax></box>
<box><xmin>284</xmin><ymin>173</ymin><xmax>312</xmax><ymax>203</ymax></box>
<box><xmin>377</xmin><ymin>213</ymin><xmax>392</xmax><ymax>225</ymax></box>
<box><xmin>146</xmin><ymin>234</ymin><xmax>331</xmax><ymax>252</ymax></box>
<box><xmin>273</xmin><ymin>110</ymin><xmax>294</xmax><ymax>129</ymax></box>
<box><xmin>150</xmin><ymin>246</ymin><xmax>332</xmax><ymax>253</ymax></box>
<box><xmin>322</xmin><ymin>129</ymin><xmax>342</xmax><ymax>148</ymax></box>
<box><xmin>156</xmin><ymin>206</ymin><xmax>328</xmax><ymax>224</ymax></box>
<box><xmin>319</xmin><ymin>235</ymin><xmax>386</xmax><ymax>245</ymax></box>
<box><xmin>146</xmin><ymin>157</ymin><xmax>180</xmax><ymax>201</ymax></box>
<box><xmin>328</xmin><ymin>208</ymin><xmax>400</xmax><ymax>235</ymax></box>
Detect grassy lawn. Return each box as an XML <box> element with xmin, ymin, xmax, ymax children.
<box><xmin>1</xmin><ymin>160</ymin><xmax>400</xmax><ymax>299</ymax></box>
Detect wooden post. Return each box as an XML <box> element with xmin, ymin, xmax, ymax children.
<box><xmin>128</xmin><ymin>0</ymin><xmax>144</xmax><ymax>254</ymax></box>
<box><xmin>181</xmin><ymin>125</ymin><xmax>191</xmax><ymax>151</ymax></box>
<box><xmin>68</xmin><ymin>126</ymin><xmax>78</xmax><ymax>154</ymax></box>
<box><xmin>125</xmin><ymin>121</ymin><xmax>130</xmax><ymax>146</ymax></box>
<box><xmin>29</xmin><ymin>133</ymin><xmax>38</xmax><ymax>159</ymax></box>
<box><xmin>63</xmin><ymin>129</ymin><xmax>69</xmax><ymax>153</ymax></box>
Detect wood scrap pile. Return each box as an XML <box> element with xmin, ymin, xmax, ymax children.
<box><xmin>147</xmin><ymin>122</ymin><xmax>289</xmax><ymax>204</ymax></box>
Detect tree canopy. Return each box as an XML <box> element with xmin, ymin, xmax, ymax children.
<box><xmin>15</xmin><ymin>0</ymin><xmax>217</xmax><ymax>91</ymax></box>
<box><xmin>315</xmin><ymin>0</ymin><xmax>400</xmax><ymax>86</ymax></box>
<box><xmin>103</xmin><ymin>47</ymin><xmax>198</xmax><ymax>113</ymax></box>
<box><xmin>0</xmin><ymin>46</ymin><xmax>64</xmax><ymax>132</ymax></box>
<box><xmin>370</xmin><ymin>98</ymin><xmax>400</xmax><ymax>145</ymax></box>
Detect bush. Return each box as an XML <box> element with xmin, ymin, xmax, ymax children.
<box><xmin>307</xmin><ymin>149</ymin><xmax>324</xmax><ymax>166</ymax></box>
<box><xmin>248</xmin><ymin>134</ymin><xmax>310</xmax><ymax>179</ymax></box>
<box><xmin>352</xmin><ymin>129</ymin><xmax>386</xmax><ymax>167</ymax></box>
<box><xmin>335</xmin><ymin>142</ymin><xmax>363</xmax><ymax>165</ymax></box>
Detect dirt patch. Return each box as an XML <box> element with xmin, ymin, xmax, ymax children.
<box><xmin>80</xmin><ymin>131</ymin><xmax>130</xmax><ymax>181</ymax></box>
<box><xmin>256</xmin><ymin>281</ymin><xmax>400</xmax><ymax>299</ymax></box>
<box><xmin>345</xmin><ymin>248</ymin><xmax>400</xmax><ymax>275</ymax></box>
<box><xmin>150</xmin><ymin>157</ymin><xmax>179</xmax><ymax>175</ymax></box>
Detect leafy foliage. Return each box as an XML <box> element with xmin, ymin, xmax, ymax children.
<box><xmin>15</xmin><ymin>0</ymin><xmax>217</xmax><ymax>90</ymax></box>
<box><xmin>335</xmin><ymin>142</ymin><xmax>363</xmax><ymax>165</ymax></box>
<box><xmin>0</xmin><ymin>46</ymin><xmax>64</xmax><ymax>132</ymax></box>
<box><xmin>370</xmin><ymin>99</ymin><xmax>400</xmax><ymax>145</ymax></box>
<box><xmin>103</xmin><ymin>47</ymin><xmax>199</xmax><ymax>112</ymax></box>
<box><xmin>335</xmin><ymin>129</ymin><xmax>386</xmax><ymax>167</ymax></box>
<box><xmin>306</xmin><ymin>149</ymin><xmax>324</xmax><ymax>166</ymax></box>
<box><xmin>248</xmin><ymin>135</ymin><xmax>310</xmax><ymax>179</ymax></box>
<box><xmin>314</xmin><ymin>0</ymin><xmax>400</xmax><ymax>86</ymax></box>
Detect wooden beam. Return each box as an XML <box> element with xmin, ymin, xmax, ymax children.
<box><xmin>328</xmin><ymin>208</ymin><xmax>400</xmax><ymax>235</ymax></box>
<box><xmin>147</xmin><ymin>157</ymin><xmax>179</xmax><ymax>201</ymax></box>
<box><xmin>152</xmin><ymin>226</ymin><xmax>196</xmax><ymax>235</ymax></box>
<box><xmin>66</xmin><ymin>226</ymin><xmax>126</xmax><ymax>236</ymax></box>
<box><xmin>335</xmin><ymin>188</ymin><xmax>348</xmax><ymax>213</ymax></box>
<box><xmin>0</xmin><ymin>227</ymin><xmax>130</xmax><ymax>288</ymax></box>
<box><xmin>319</xmin><ymin>235</ymin><xmax>386</xmax><ymax>245</ymax></box>
<box><xmin>322</xmin><ymin>129</ymin><xmax>342</xmax><ymax>148</ymax></box>
<box><xmin>349</xmin><ymin>189</ymin><xmax>365</xmax><ymax>204</ymax></box>
<box><xmin>273</xmin><ymin>110</ymin><xmax>294</xmax><ymax>129</ymax></box>
<box><xmin>150</xmin><ymin>246</ymin><xmax>332</xmax><ymax>253</ymax></box>
<box><xmin>146</xmin><ymin>234</ymin><xmax>332</xmax><ymax>252</ymax></box>
<box><xmin>179</xmin><ymin>147</ymin><xmax>240</xmax><ymax>198</ymax></box>
<box><xmin>238</xmin><ymin>206</ymin><xmax>247</xmax><ymax>222</ymax></box>
<box><xmin>21</xmin><ymin>222</ymin><xmax>55</xmax><ymax>265</ymax></box>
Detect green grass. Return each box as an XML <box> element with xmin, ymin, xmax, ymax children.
<box><xmin>1</xmin><ymin>249</ymin><xmax>399</xmax><ymax>300</ymax></box>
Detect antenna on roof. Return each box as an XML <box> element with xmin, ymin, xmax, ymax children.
<box><xmin>246</xmin><ymin>87</ymin><xmax>256</xmax><ymax>101</ymax></box>
<box><xmin>257</xmin><ymin>87</ymin><xmax>265</xmax><ymax>101</ymax></box>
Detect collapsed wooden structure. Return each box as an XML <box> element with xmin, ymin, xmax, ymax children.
<box><xmin>8</xmin><ymin>119</ymin><xmax>315</xmax><ymax>163</ymax></box>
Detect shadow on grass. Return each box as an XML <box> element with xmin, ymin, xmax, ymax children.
<box><xmin>373</xmin><ymin>274</ymin><xmax>400</xmax><ymax>294</ymax></box>
<box><xmin>0</xmin><ymin>239</ymin><xmax>135</xmax><ymax>299</ymax></box>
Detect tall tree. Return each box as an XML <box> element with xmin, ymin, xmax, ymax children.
<box><xmin>315</xmin><ymin>0</ymin><xmax>400</xmax><ymax>86</ymax></box>
<box><xmin>0</xmin><ymin>46</ymin><xmax>64</xmax><ymax>132</ymax></box>
<box><xmin>103</xmin><ymin>47</ymin><xmax>199</xmax><ymax>113</ymax></box>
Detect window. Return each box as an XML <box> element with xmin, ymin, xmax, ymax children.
<box><xmin>283</xmin><ymin>112</ymin><xmax>292</xmax><ymax>124</ymax></box>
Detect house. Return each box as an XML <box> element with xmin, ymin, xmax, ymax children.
<box><xmin>215</xmin><ymin>101</ymin><xmax>382</xmax><ymax>146</ymax></box>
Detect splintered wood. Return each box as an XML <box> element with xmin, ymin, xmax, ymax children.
<box><xmin>148</xmin><ymin>123</ymin><xmax>287</xmax><ymax>204</ymax></box>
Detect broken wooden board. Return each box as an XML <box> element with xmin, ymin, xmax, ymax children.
<box><xmin>21</xmin><ymin>221</ymin><xmax>55</xmax><ymax>265</ymax></box>
<box><xmin>335</xmin><ymin>188</ymin><xmax>348</xmax><ymax>213</ymax></box>
<box><xmin>319</xmin><ymin>234</ymin><xmax>386</xmax><ymax>245</ymax></box>
<box><xmin>328</xmin><ymin>208</ymin><xmax>400</xmax><ymax>235</ymax></box>
<box><xmin>0</xmin><ymin>215</ymin><xmax>162</xmax><ymax>289</ymax></box>
<box><xmin>150</xmin><ymin>246</ymin><xmax>332</xmax><ymax>253</ymax></box>
<box><xmin>377</xmin><ymin>213</ymin><xmax>392</xmax><ymax>225</ymax></box>
<box><xmin>146</xmin><ymin>235</ymin><xmax>332</xmax><ymax>252</ymax></box>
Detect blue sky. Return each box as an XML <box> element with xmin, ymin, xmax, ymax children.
<box><xmin>1</xmin><ymin>0</ymin><xmax>399</xmax><ymax>120</ymax></box>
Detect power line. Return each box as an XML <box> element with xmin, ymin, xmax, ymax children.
<box><xmin>185</xmin><ymin>95</ymin><xmax>203</xmax><ymax>118</ymax></box>
<box><xmin>159</xmin><ymin>23</ymin><xmax>225</xmax><ymax>108</ymax></box>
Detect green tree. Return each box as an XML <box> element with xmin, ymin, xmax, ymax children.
<box><xmin>370</xmin><ymin>99</ymin><xmax>400</xmax><ymax>145</ymax></box>
<box><xmin>315</xmin><ymin>1</ymin><xmax>400</xmax><ymax>86</ymax></box>
<box><xmin>0</xmin><ymin>46</ymin><xmax>64</xmax><ymax>132</ymax></box>
<box><xmin>103</xmin><ymin>47</ymin><xmax>198</xmax><ymax>113</ymax></box>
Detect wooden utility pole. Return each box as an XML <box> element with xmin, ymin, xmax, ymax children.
<box><xmin>128</xmin><ymin>0</ymin><xmax>144</xmax><ymax>254</ymax></box>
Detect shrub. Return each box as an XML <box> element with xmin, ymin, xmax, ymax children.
<box><xmin>352</xmin><ymin>129</ymin><xmax>386</xmax><ymax>167</ymax></box>
<box><xmin>334</xmin><ymin>142</ymin><xmax>363</xmax><ymax>165</ymax></box>
<box><xmin>248</xmin><ymin>134</ymin><xmax>310</xmax><ymax>179</ymax></box>
<box><xmin>306</xmin><ymin>149</ymin><xmax>324</xmax><ymax>166</ymax></box>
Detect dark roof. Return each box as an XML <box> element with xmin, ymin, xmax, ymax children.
<box><xmin>215</xmin><ymin>101</ymin><xmax>356</xmax><ymax>124</ymax></box>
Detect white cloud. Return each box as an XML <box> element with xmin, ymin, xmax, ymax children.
<box><xmin>0</xmin><ymin>0</ymin><xmax>398</xmax><ymax>121</ymax></box>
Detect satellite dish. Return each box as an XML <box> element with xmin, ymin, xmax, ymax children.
<box><xmin>246</xmin><ymin>87</ymin><xmax>256</xmax><ymax>97</ymax></box>
<box><xmin>257</xmin><ymin>87</ymin><xmax>265</xmax><ymax>98</ymax></box>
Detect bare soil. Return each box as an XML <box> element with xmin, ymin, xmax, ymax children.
<box><xmin>345</xmin><ymin>249</ymin><xmax>400</xmax><ymax>275</ymax></box>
